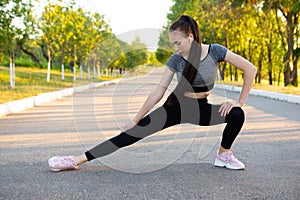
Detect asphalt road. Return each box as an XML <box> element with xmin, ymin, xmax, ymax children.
<box><xmin>0</xmin><ymin>68</ymin><xmax>299</xmax><ymax>200</ymax></box>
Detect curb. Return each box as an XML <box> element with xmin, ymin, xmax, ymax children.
<box><xmin>0</xmin><ymin>79</ymin><xmax>122</xmax><ymax>117</ymax></box>
<box><xmin>214</xmin><ymin>84</ymin><xmax>300</xmax><ymax>104</ymax></box>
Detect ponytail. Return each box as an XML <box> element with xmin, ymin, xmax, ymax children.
<box><xmin>165</xmin><ymin>15</ymin><xmax>202</xmax><ymax>106</ymax></box>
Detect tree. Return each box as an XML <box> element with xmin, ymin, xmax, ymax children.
<box><xmin>77</xmin><ymin>12</ymin><xmax>112</xmax><ymax>78</ymax></box>
<box><xmin>233</xmin><ymin>0</ymin><xmax>300</xmax><ymax>86</ymax></box>
<box><xmin>0</xmin><ymin>0</ymin><xmax>32</xmax><ymax>87</ymax></box>
<box><xmin>39</xmin><ymin>2</ymin><xmax>59</xmax><ymax>82</ymax></box>
<box><xmin>158</xmin><ymin>0</ymin><xmax>299</xmax><ymax>87</ymax></box>
<box><xmin>269</xmin><ymin>0</ymin><xmax>300</xmax><ymax>86</ymax></box>
<box><xmin>16</xmin><ymin>0</ymin><xmax>40</xmax><ymax>66</ymax></box>
<box><xmin>124</xmin><ymin>36</ymin><xmax>148</xmax><ymax>70</ymax></box>
<box><xmin>38</xmin><ymin>0</ymin><xmax>112</xmax><ymax>82</ymax></box>
<box><xmin>156</xmin><ymin>29</ymin><xmax>174</xmax><ymax>64</ymax></box>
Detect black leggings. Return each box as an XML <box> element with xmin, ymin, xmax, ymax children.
<box><xmin>85</xmin><ymin>97</ymin><xmax>245</xmax><ymax>161</ymax></box>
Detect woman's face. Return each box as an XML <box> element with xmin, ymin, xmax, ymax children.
<box><xmin>168</xmin><ymin>30</ymin><xmax>192</xmax><ymax>58</ymax></box>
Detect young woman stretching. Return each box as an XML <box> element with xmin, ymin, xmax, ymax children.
<box><xmin>48</xmin><ymin>15</ymin><xmax>257</xmax><ymax>171</ymax></box>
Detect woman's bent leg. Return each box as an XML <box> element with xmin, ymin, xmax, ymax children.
<box><xmin>196</xmin><ymin>104</ymin><xmax>245</xmax><ymax>149</ymax></box>
<box><xmin>196</xmin><ymin>104</ymin><xmax>245</xmax><ymax>169</ymax></box>
<box><xmin>221</xmin><ymin>107</ymin><xmax>245</xmax><ymax>149</ymax></box>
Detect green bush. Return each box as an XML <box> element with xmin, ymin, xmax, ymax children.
<box><xmin>14</xmin><ymin>57</ymin><xmax>39</xmax><ymax>67</ymax></box>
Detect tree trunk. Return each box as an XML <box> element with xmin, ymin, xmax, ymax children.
<box><xmin>267</xmin><ymin>42</ymin><xmax>273</xmax><ymax>85</ymax></box>
<box><xmin>46</xmin><ymin>45</ymin><xmax>51</xmax><ymax>83</ymax></box>
<box><xmin>234</xmin><ymin>67</ymin><xmax>238</xmax><ymax>82</ymax></box>
<box><xmin>229</xmin><ymin>65</ymin><xmax>232</xmax><ymax>81</ymax></box>
<box><xmin>93</xmin><ymin>57</ymin><xmax>96</xmax><ymax>78</ymax></box>
<box><xmin>73</xmin><ymin>45</ymin><xmax>77</xmax><ymax>82</ymax></box>
<box><xmin>220</xmin><ymin>32</ymin><xmax>229</xmax><ymax>80</ymax></box>
<box><xmin>80</xmin><ymin>64</ymin><xmax>83</xmax><ymax>79</ymax></box>
<box><xmin>61</xmin><ymin>44</ymin><xmax>65</xmax><ymax>81</ymax></box>
<box><xmin>278</xmin><ymin>64</ymin><xmax>284</xmax><ymax>86</ymax></box>
<box><xmin>292</xmin><ymin>54</ymin><xmax>299</xmax><ymax>86</ymax></box>
<box><xmin>282</xmin><ymin>11</ymin><xmax>294</xmax><ymax>86</ymax></box>
<box><xmin>291</xmin><ymin>14</ymin><xmax>298</xmax><ymax>87</ymax></box>
<box><xmin>275</xmin><ymin>10</ymin><xmax>286</xmax><ymax>86</ymax></box>
<box><xmin>257</xmin><ymin>46</ymin><xmax>264</xmax><ymax>84</ymax></box>
<box><xmin>39</xmin><ymin>41</ymin><xmax>49</xmax><ymax>61</ymax></box>
<box><xmin>19</xmin><ymin>44</ymin><xmax>41</xmax><ymax>65</ymax></box>
<box><xmin>9</xmin><ymin>55</ymin><xmax>15</xmax><ymax>88</ymax></box>
<box><xmin>221</xmin><ymin>62</ymin><xmax>226</xmax><ymax>80</ymax></box>
<box><xmin>284</xmin><ymin>63</ymin><xmax>291</xmax><ymax>86</ymax></box>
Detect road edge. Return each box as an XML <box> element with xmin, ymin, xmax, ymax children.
<box><xmin>1</xmin><ymin>75</ymin><xmax>299</xmax><ymax>117</ymax></box>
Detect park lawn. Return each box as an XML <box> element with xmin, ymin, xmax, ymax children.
<box><xmin>217</xmin><ymin>80</ymin><xmax>300</xmax><ymax>95</ymax></box>
<box><xmin>0</xmin><ymin>66</ymin><xmax>105</xmax><ymax>104</ymax></box>
<box><xmin>0</xmin><ymin>65</ymin><xmax>154</xmax><ymax>104</ymax></box>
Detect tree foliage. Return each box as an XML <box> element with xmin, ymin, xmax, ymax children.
<box><xmin>0</xmin><ymin>0</ymin><xmax>33</xmax><ymax>62</ymax></box>
<box><xmin>157</xmin><ymin>0</ymin><xmax>299</xmax><ymax>87</ymax></box>
<box><xmin>0</xmin><ymin>0</ymin><xmax>150</xmax><ymax>84</ymax></box>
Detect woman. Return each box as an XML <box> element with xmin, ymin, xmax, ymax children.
<box><xmin>48</xmin><ymin>15</ymin><xmax>257</xmax><ymax>171</ymax></box>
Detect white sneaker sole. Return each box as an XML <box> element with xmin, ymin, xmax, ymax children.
<box><xmin>214</xmin><ymin>159</ymin><xmax>245</xmax><ymax>170</ymax></box>
<box><xmin>49</xmin><ymin>166</ymin><xmax>78</xmax><ymax>172</ymax></box>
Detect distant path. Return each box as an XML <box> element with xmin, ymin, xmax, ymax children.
<box><xmin>0</xmin><ymin>68</ymin><xmax>299</xmax><ymax>199</ymax></box>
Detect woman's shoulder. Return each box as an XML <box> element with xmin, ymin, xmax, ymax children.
<box><xmin>208</xmin><ymin>43</ymin><xmax>228</xmax><ymax>62</ymax></box>
<box><xmin>166</xmin><ymin>53</ymin><xmax>185</xmax><ymax>71</ymax></box>
<box><xmin>167</xmin><ymin>53</ymin><xmax>185</xmax><ymax>64</ymax></box>
<box><xmin>169</xmin><ymin>52</ymin><xmax>182</xmax><ymax>60</ymax></box>
<box><xmin>209</xmin><ymin>43</ymin><xmax>228</xmax><ymax>51</ymax></box>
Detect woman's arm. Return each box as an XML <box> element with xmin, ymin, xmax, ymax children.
<box><xmin>219</xmin><ymin>50</ymin><xmax>257</xmax><ymax>116</ymax></box>
<box><xmin>122</xmin><ymin>67</ymin><xmax>175</xmax><ymax>131</ymax></box>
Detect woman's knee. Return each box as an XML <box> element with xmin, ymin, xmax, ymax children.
<box><xmin>228</xmin><ymin>107</ymin><xmax>245</xmax><ymax>123</ymax></box>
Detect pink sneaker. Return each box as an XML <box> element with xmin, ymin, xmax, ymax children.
<box><xmin>48</xmin><ymin>156</ymin><xmax>78</xmax><ymax>172</ymax></box>
<box><xmin>214</xmin><ymin>151</ymin><xmax>245</xmax><ymax>170</ymax></box>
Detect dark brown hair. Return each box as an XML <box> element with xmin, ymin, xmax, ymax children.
<box><xmin>165</xmin><ymin>15</ymin><xmax>202</xmax><ymax>106</ymax></box>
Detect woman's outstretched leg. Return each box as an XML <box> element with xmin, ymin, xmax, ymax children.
<box><xmin>48</xmin><ymin>104</ymin><xmax>181</xmax><ymax>171</ymax></box>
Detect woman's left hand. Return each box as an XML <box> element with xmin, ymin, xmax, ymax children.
<box><xmin>219</xmin><ymin>101</ymin><xmax>242</xmax><ymax>117</ymax></box>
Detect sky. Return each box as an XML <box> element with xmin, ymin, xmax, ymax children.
<box><xmin>76</xmin><ymin>0</ymin><xmax>174</xmax><ymax>49</ymax></box>
<box><xmin>77</xmin><ymin>0</ymin><xmax>173</xmax><ymax>34</ymax></box>
<box><xmin>32</xmin><ymin>0</ymin><xmax>174</xmax><ymax>49</ymax></box>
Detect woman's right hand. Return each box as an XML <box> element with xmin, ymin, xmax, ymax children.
<box><xmin>121</xmin><ymin>120</ymin><xmax>137</xmax><ymax>132</ymax></box>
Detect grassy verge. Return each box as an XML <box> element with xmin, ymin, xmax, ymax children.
<box><xmin>0</xmin><ymin>65</ymin><xmax>153</xmax><ymax>104</ymax></box>
<box><xmin>217</xmin><ymin>80</ymin><xmax>300</xmax><ymax>95</ymax></box>
<box><xmin>0</xmin><ymin>66</ymin><xmax>91</xmax><ymax>104</ymax></box>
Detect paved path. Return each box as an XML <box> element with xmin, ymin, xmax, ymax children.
<box><xmin>0</xmin><ymin>68</ymin><xmax>299</xmax><ymax>200</ymax></box>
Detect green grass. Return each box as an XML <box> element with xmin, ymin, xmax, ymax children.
<box><xmin>0</xmin><ymin>66</ymin><xmax>96</xmax><ymax>104</ymax></box>
<box><xmin>217</xmin><ymin>80</ymin><xmax>300</xmax><ymax>95</ymax></box>
<box><xmin>0</xmin><ymin>65</ymin><xmax>153</xmax><ymax>104</ymax></box>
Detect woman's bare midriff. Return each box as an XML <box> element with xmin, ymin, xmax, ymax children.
<box><xmin>184</xmin><ymin>91</ymin><xmax>211</xmax><ymax>99</ymax></box>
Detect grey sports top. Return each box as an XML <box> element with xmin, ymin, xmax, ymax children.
<box><xmin>165</xmin><ymin>44</ymin><xmax>228</xmax><ymax>90</ymax></box>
